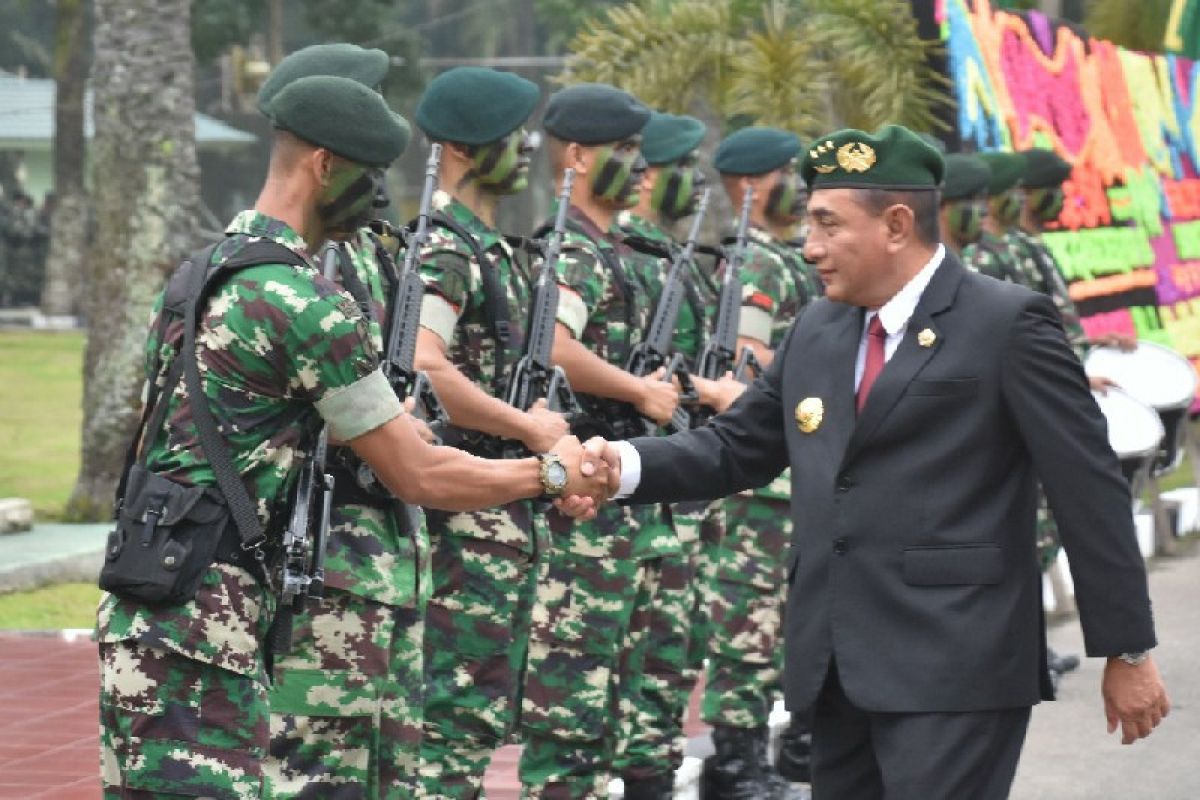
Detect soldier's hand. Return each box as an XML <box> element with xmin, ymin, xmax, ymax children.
<box><xmin>1095</xmin><ymin>332</ymin><xmax>1138</xmax><ymax>352</ymax></box>
<box><xmin>582</xmin><ymin>436</ymin><xmax>621</xmax><ymax>498</ymax></box>
<box><xmin>636</xmin><ymin>367</ymin><xmax>681</xmax><ymax>425</ymax></box>
<box><xmin>403</xmin><ymin>397</ymin><xmax>438</xmax><ymax>444</ymax></box>
<box><xmin>1103</xmin><ymin>655</ymin><xmax>1170</xmax><ymax>744</ymax></box>
<box><xmin>522</xmin><ymin>398</ymin><xmax>571</xmax><ymax>453</ymax></box>
<box><xmin>550</xmin><ymin>434</ymin><xmax>610</xmax><ymax>512</ymax></box>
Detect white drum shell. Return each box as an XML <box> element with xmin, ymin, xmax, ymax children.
<box><xmin>1085</xmin><ymin>341</ymin><xmax>1198</xmax><ymax>412</ymax></box>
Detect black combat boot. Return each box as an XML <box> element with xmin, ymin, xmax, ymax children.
<box><xmin>774</xmin><ymin>715</ymin><xmax>813</xmax><ymax>784</ymax></box>
<box><xmin>702</xmin><ymin>724</ymin><xmax>808</xmax><ymax>799</ymax></box>
<box><xmin>756</xmin><ymin>726</ymin><xmax>812</xmax><ymax>800</ymax></box>
<box><xmin>622</xmin><ymin>773</ymin><xmax>676</xmax><ymax>800</ymax></box>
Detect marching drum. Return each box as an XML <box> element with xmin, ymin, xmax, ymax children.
<box><xmin>1085</xmin><ymin>341</ymin><xmax>1198</xmax><ymax>476</ymax></box>
<box><xmin>1091</xmin><ymin>386</ymin><xmax>1165</xmax><ymax>501</ymax></box>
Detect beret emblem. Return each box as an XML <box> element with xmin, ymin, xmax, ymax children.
<box><xmin>837</xmin><ymin>141</ymin><xmax>876</xmax><ymax>173</ymax></box>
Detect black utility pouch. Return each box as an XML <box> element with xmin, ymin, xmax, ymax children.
<box><xmin>100</xmin><ymin>465</ymin><xmax>231</xmax><ymax>606</ymax></box>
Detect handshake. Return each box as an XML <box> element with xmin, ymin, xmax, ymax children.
<box><xmin>545</xmin><ymin>435</ymin><xmax>625</xmax><ymax>521</ymax></box>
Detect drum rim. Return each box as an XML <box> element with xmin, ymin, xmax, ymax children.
<box><xmin>1084</xmin><ymin>341</ymin><xmax>1198</xmax><ymax>411</ymax></box>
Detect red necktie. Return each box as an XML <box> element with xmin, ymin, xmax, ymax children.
<box><xmin>856</xmin><ymin>315</ymin><xmax>887</xmax><ymax>413</ymax></box>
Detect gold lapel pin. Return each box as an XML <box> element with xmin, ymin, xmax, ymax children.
<box><xmin>795</xmin><ymin>397</ymin><xmax>824</xmax><ymax>433</ymax></box>
<box><xmin>917</xmin><ymin>328</ymin><xmax>937</xmax><ymax>348</ymax></box>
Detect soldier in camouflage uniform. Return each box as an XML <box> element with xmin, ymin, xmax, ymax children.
<box><xmin>407</xmin><ymin>67</ymin><xmax>571</xmax><ymax>798</ymax></box>
<box><xmin>611</xmin><ymin>112</ymin><xmax>745</xmax><ymax>797</ymax></box>
<box><xmin>97</xmin><ymin>75</ymin><xmax>606</xmax><ymax>800</ymax></box>
<box><xmin>518</xmin><ymin>83</ymin><xmax>682</xmax><ymax>799</ymax></box>
<box><xmin>1</xmin><ymin>191</ymin><xmax>47</xmax><ymax>306</ymax></box>
<box><xmin>701</xmin><ymin>127</ymin><xmax>818</xmax><ymax>800</ymax></box>
<box><xmin>937</xmin><ymin>153</ymin><xmax>990</xmax><ymax>258</ymax></box>
<box><xmin>961</xmin><ymin>151</ymin><xmax>1037</xmax><ymax>286</ymax></box>
<box><xmin>246</xmin><ymin>46</ymin><xmax>433</xmax><ymax>800</ymax></box>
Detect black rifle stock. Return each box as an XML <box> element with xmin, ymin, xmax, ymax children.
<box><xmin>271</xmin><ymin>244</ymin><xmax>338</xmax><ymax>655</ymax></box>
<box><xmin>626</xmin><ymin>188</ymin><xmax>711</xmax><ymax>434</ymax></box>
<box><xmin>383</xmin><ymin>143</ymin><xmax>449</xmax><ymax>441</ymax></box>
<box><xmin>697</xmin><ymin>187</ymin><xmax>757</xmax><ymax>387</ymax></box>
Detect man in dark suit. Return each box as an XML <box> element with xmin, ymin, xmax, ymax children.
<box><xmin>587</xmin><ymin>125</ymin><xmax>1170</xmax><ymax>799</ymax></box>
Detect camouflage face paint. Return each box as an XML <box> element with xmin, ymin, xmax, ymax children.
<box><xmin>946</xmin><ymin>199</ymin><xmax>986</xmax><ymax>245</ymax></box>
<box><xmin>470</xmin><ymin>128</ymin><xmax>535</xmax><ymax>195</ymax></box>
<box><xmin>590</xmin><ymin>144</ymin><xmax>646</xmax><ymax>209</ymax></box>
<box><xmin>318</xmin><ymin>163</ymin><xmax>383</xmax><ymax>237</ymax></box>
<box><xmin>765</xmin><ymin>166</ymin><xmax>807</xmax><ymax>224</ymax></box>
<box><xmin>993</xmin><ymin>189</ymin><xmax>1024</xmax><ymax>227</ymax></box>
<box><xmin>651</xmin><ymin>151</ymin><xmax>705</xmax><ymax>221</ymax></box>
<box><xmin>1030</xmin><ymin>187</ymin><xmax>1064</xmax><ymax>223</ymax></box>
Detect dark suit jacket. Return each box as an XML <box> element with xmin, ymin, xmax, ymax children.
<box><xmin>629</xmin><ymin>253</ymin><xmax>1155</xmax><ymax>714</ymax></box>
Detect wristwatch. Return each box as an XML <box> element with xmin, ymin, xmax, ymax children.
<box><xmin>537</xmin><ymin>453</ymin><xmax>569</xmax><ymax>498</ymax></box>
<box><xmin>1117</xmin><ymin>650</ymin><xmax>1150</xmax><ymax>666</ymax></box>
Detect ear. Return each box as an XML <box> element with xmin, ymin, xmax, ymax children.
<box><xmin>641</xmin><ymin>164</ymin><xmax>659</xmax><ymax>193</ymax></box>
<box><xmin>567</xmin><ymin>142</ymin><xmax>590</xmax><ymax>175</ymax></box>
<box><xmin>310</xmin><ymin>147</ymin><xmax>335</xmax><ymax>185</ymax></box>
<box><xmin>882</xmin><ymin>203</ymin><xmax>915</xmax><ymax>252</ymax></box>
<box><xmin>443</xmin><ymin>141</ymin><xmax>474</xmax><ymax>165</ymax></box>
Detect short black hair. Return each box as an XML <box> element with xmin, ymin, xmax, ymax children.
<box><xmin>853</xmin><ymin>188</ymin><xmax>941</xmax><ymax>245</ymax></box>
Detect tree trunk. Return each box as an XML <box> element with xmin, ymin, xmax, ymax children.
<box><xmin>41</xmin><ymin>0</ymin><xmax>90</xmax><ymax>317</ymax></box>
<box><xmin>66</xmin><ymin>0</ymin><xmax>201</xmax><ymax>520</ymax></box>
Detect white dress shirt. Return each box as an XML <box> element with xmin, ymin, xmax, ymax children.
<box><xmin>616</xmin><ymin>244</ymin><xmax>946</xmax><ymax>499</ymax></box>
<box><xmin>854</xmin><ymin>244</ymin><xmax>945</xmax><ymax>390</ymax></box>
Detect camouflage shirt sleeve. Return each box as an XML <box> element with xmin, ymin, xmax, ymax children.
<box><xmin>418</xmin><ymin>235</ymin><xmax>475</xmax><ymax>347</ymax></box>
<box><xmin>738</xmin><ymin>244</ymin><xmax>789</xmax><ymax>346</ymax></box>
<box><xmin>275</xmin><ymin>274</ymin><xmax>402</xmax><ymax>440</ymax></box>
<box><xmin>554</xmin><ymin>241</ymin><xmax>611</xmax><ymax>340</ymax></box>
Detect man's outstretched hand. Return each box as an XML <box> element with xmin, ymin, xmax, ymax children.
<box><xmin>546</xmin><ymin>435</ymin><xmax>612</xmax><ymax>520</ymax></box>
<box><xmin>1103</xmin><ymin>655</ymin><xmax>1170</xmax><ymax>744</ymax></box>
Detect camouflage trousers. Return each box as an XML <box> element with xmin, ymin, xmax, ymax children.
<box><xmin>519</xmin><ymin>506</ymin><xmax>651</xmax><ymax>799</ymax></box>
<box><xmin>100</xmin><ymin>640</ymin><xmax>269</xmax><ymax>799</ymax></box>
<box><xmin>702</xmin><ymin>492</ymin><xmax>790</xmax><ymax>729</ymax></box>
<box><xmin>264</xmin><ymin>590</ymin><xmax>424</xmax><ymax>799</ymax></box>
<box><xmin>417</xmin><ymin>532</ymin><xmax>542</xmax><ymax>798</ymax></box>
<box><xmin>615</xmin><ymin>499</ymin><xmax>724</xmax><ymax>780</ymax></box>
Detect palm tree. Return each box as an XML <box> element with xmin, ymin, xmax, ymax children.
<box><xmin>67</xmin><ymin>0</ymin><xmax>202</xmax><ymax>519</ymax></box>
<box><xmin>562</xmin><ymin>0</ymin><xmax>950</xmax><ymax>140</ymax></box>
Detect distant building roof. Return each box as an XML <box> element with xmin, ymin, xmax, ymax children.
<box><xmin>0</xmin><ymin>69</ymin><xmax>256</xmax><ymax>150</ymax></box>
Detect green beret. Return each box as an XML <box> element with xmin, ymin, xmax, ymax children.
<box><xmin>271</xmin><ymin>75</ymin><xmax>410</xmax><ymax>167</ymax></box>
<box><xmin>640</xmin><ymin>112</ymin><xmax>706</xmax><ymax>165</ymax></box>
<box><xmin>919</xmin><ymin>133</ymin><xmax>948</xmax><ymax>154</ymax></box>
<box><xmin>1020</xmin><ymin>147</ymin><xmax>1073</xmax><ymax>189</ymax></box>
<box><xmin>714</xmin><ymin>127</ymin><xmax>801</xmax><ymax>175</ymax></box>
<box><xmin>801</xmin><ymin>125</ymin><xmax>944</xmax><ymax>191</ymax></box>
<box><xmin>941</xmin><ymin>154</ymin><xmax>991</xmax><ymax>201</ymax></box>
<box><xmin>415</xmin><ymin>67</ymin><xmax>539</xmax><ymax>146</ymax></box>
<box><xmin>543</xmin><ymin>83</ymin><xmax>650</xmax><ymax>145</ymax></box>
<box><xmin>978</xmin><ymin>151</ymin><xmax>1027</xmax><ymax>196</ymax></box>
<box><xmin>257</xmin><ymin>43</ymin><xmax>390</xmax><ymax>115</ymax></box>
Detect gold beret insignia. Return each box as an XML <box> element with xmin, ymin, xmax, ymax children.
<box><xmin>795</xmin><ymin>397</ymin><xmax>824</xmax><ymax>434</ymax></box>
<box><xmin>917</xmin><ymin>328</ymin><xmax>937</xmax><ymax>348</ymax></box>
<box><xmin>837</xmin><ymin>141</ymin><xmax>876</xmax><ymax>173</ymax></box>
<box><xmin>813</xmin><ymin>164</ymin><xmax>836</xmax><ymax>174</ymax></box>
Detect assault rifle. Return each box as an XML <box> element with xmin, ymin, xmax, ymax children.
<box><xmin>626</xmin><ymin>188</ymin><xmax>711</xmax><ymax>434</ymax></box>
<box><xmin>505</xmin><ymin>169</ymin><xmax>583</xmax><ymax>427</ymax></box>
<box><xmin>271</xmin><ymin>244</ymin><xmax>338</xmax><ymax>655</ymax></box>
<box><xmin>697</xmin><ymin>187</ymin><xmax>760</xmax><ymax>385</ymax></box>
<box><xmin>382</xmin><ymin>143</ymin><xmax>449</xmax><ymax>441</ymax></box>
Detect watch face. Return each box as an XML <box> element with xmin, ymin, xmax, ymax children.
<box><xmin>548</xmin><ymin>461</ymin><xmax>568</xmax><ymax>489</ymax></box>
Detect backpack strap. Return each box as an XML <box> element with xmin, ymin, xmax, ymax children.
<box><xmin>430</xmin><ymin>212</ymin><xmax>514</xmax><ymax>392</ymax></box>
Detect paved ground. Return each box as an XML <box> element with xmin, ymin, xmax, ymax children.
<box><xmin>1</xmin><ymin>543</ymin><xmax>1195</xmax><ymax>799</ymax></box>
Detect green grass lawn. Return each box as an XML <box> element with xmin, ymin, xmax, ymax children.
<box><xmin>0</xmin><ymin>581</ymin><xmax>100</xmax><ymax>629</ymax></box>
<box><xmin>0</xmin><ymin>330</ymin><xmax>85</xmax><ymax>519</ymax></box>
